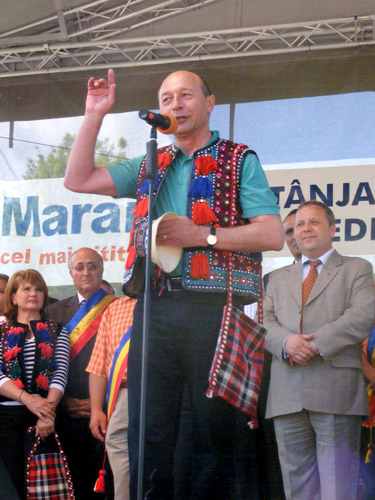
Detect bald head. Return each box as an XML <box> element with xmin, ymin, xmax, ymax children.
<box><xmin>158</xmin><ymin>71</ymin><xmax>212</xmax><ymax>102</ymax></box>
<box><xmin>157</xmin><ymin>70</ymin><xmax>215</xmax><ymax>150</ymax></box>
<box><xmin>69</xmin><ymin>247</ymin><xmax>104</xmax><ymax>298</ymax></box>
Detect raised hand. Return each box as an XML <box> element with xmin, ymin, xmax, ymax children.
<box><xmin>85</xmin><ymin>68</ymin><xmax>116</xmax><ymax>117</ymax></box>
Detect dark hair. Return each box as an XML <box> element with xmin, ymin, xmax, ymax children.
<box><xmin>297</xmin><ymin>200</ymin><xmax>335</xmax><ymax>226</ymax></box>
<box><xmin>4</xmin><ymin>269</ymin><xmax>49</xmax><ymax>320</ymax></box>
<box><xmin>101</xmin><ymin>279</ymin><xmax>115</xmax><ymax>295</ymax></box>
<box><xmin>0</xmin><ymin>273</ymin><xmax>9</xmax><ymax>282</ymax></box>
<box><xmin>283</xmin><ymin>209</ymin><xmax>298</xmax><ymax>223</ymax></box>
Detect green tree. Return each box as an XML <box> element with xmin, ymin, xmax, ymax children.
<box><xmin>23</xmin><ymin>132</ymin><xmax>128</xmax><ymax>179</ymax></box>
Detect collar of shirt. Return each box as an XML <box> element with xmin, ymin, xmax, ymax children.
<box><xmin>77</xmin><ymin>292</ymin><xmax>87</xmax><ymax>305</ymax></box>
<box><xmin>301</xmin><ymin>247</ymin><xmax>335</xmax><ymax>281</ymax></box>
<box><xmin>173</xmin><ymin>130</ymin><xmax>220</xmax><ymax>160</ymax></box>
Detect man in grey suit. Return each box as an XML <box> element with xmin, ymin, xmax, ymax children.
<box><xmin>264</xmin><ymin>200</ymin><xmax>375</xmax><ymax>500</ymax></box>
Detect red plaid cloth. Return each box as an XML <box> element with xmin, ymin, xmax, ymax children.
<box><xmin>206</xmin><ymin>303</ymin><xmax>265</xmax><ymax>426</ymax></box>
<box><xmin>27</xmin><ymin>430</ymin><xmax>75</xmax><ymax>500</ymax></box>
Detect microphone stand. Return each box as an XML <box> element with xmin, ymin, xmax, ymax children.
<box><xmin>137</xmin><ymin>125</ymin><xmax>158</xmax><ymax>500</ymax></box>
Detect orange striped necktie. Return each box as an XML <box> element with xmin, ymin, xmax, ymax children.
<box><xmin>300</xmin><ymin>260</ymin><xmax>321</xmax><ymax>333</ymax></box>
<box><xmin>302</xmin><ymin>260</ymin><xmax>321</xmax><ymax>309</ymax></box>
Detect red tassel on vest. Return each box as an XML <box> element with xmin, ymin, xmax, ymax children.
<box><xmin>191</xmin><ymin>253</ymin><xmax>210</xmax><ymax>279</ymax></box>
<box><xmin>192</xmin><ymin>201</ymin><xmax>218</xmax><ymax>225</ymax></box>
<box><xmin>125</xmin><ymin>246</ymin><xmax>137</xmax><ymax>270</ymax></box>
<box><xmin>134</xmin><ymin>197</ymin><xmax>149</xmax><ymax>218</ymax></box>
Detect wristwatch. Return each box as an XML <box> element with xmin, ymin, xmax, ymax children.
<box><xmin>206</xmin><ymin>226</ymin><xmax>217</xmax><ymax>247</ymax></box>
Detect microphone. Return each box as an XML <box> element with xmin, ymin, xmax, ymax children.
<box><xmin>138</xmin><ymin>109</ymin><xmax>178</xmax><ymax>134</ymax></box>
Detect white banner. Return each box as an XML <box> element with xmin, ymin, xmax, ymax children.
<box><xmin>266</xmin><ymin>163</ymin><xmax>375</xmax><ymax>258</ymax></box>
<box><xmin>0</xmin><ymin>178</ymin><xmax>134</xmax><ymax>286</ymax></box>
<box><xmin>1</xmin><ymin>163</ymin><xmax>374</xmax><ymax>286</ymax></box>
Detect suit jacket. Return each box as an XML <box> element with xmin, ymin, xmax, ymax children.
<box><xmin>47</xmin><ymin>294</ymin><xmax>96</xmax><ymax>399</ymax></box>
<box><xmin>264</xmin><ymin>250</ymin><xmax>375</xmax><ymax>419</ymax></box>
<box><xmin>47</xmin><ymin>295</ymin><xmax>79</xmax><ymax>327</ymax></box>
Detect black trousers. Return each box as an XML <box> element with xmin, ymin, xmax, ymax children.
<box><xmin>56</xmin><ymin>411</ymin><xmax>111</xmax><ymax>500</ymax></box>
<box><xmin>0</xmin><ymin>455</ymin><xmax>20</xmax><ymax>500</ymax></box>
<box><xmin>0</xmin><ymin>404</ymin><xmax>37</xmax><ymax>500</ymax></box>
<box><xmin>127</xmin><ymin>288</ymin><xmax>260</xmax><ymax>500</ymax></box>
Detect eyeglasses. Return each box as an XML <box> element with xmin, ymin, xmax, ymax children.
<box><xmin>71</xmin><ymin>263</ymin><xmax>101</xmax><ymax>272</ymax></box>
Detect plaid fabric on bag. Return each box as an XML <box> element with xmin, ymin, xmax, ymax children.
<box><xmin>205</xmin><ymin>142</ymin><xmax>266</xmax><ymax>426</ymax></box>
<box><xmin>206</xmin><ymin>304</ymin><xmax>265</xmax><ymax>426</ymax></box>
<box><xmin>27</xmin><ymin>429</ymin><xmax>75</xmax><ymax>500</ymax></box>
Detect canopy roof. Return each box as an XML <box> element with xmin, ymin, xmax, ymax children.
<box><xmin>1</xmin><ymin>0</ymin><xmax>375</xmax><ymax>121</ymax></box>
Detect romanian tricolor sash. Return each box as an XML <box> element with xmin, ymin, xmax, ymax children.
<box><xmin>363</xmin><ymin>328</ymin><xmax>375</xmax><ymax>434</ymax></box>
<box><xmin>65</xmin><ymin>289</ymin><xmax>116</xmax><ymax>362</ymax></box>
<box><xmin>106</xmin><ymin>326</ymin><xmax>131</xmax><ymax>420</ymax></box>
<box><xmin>367</xmin><ymin>326</ymin><xmax>375</xmax><ymax>367</ymax></box>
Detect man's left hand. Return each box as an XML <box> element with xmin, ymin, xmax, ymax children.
<box><xmin>156</xmin><ymin>216</ymin><xmax>205</xmax><ymax>248</ymax></box>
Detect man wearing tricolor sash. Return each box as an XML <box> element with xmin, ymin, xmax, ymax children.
<box><xmin>48</xmin><ymin>248</ymin><xmax>117</xmax><ymax>500</ymax></box>
<box><xmin>87</xmin><ymin>296</ymin><xmax>136</xmax><ymax>500</ymax></box>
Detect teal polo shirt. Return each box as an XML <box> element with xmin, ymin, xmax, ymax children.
<box><xmin>107</xmin><ymin>131</ymin><xmax>279</xmax><ymax>275</ymax></box>
<box><xmin>107</xmin><ymin>130</ymin><xmax>279</xmax><ymax>219</ymax></box>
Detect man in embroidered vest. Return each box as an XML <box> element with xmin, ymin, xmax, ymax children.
<box><xmin>87</xmin><ymin>296</ymin><xmax>136</xmax><ymax>500</ymax></box>
<box><xmin>63</xmin><ymin>69</ymin><xmax>284</xmax><ymax>499</ymax></box>
<box><xmin>264</xmin><ymin>201</ymin><xmax>375</xmax><ymax>500</ymax></box>
<box><xmin>47</xmin><ymin>247</ymin><xmax>116</xmax><ymax>500</ymax></box>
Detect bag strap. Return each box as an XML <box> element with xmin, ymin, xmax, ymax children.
<box><xmin>226</xmin><ymin>144</ymin><xmax>264</xmax><ymax>323</ymax></box>
<box><xmin>27</xmin><ymin>426</ymin><xmax>65</xmax><ymax>455</ymax></box>
<box><xmin>226</xmin><ymin>143</ymin><xmax>246</xmax><ymax>308</ymax></box>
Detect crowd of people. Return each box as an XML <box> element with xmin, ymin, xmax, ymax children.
<box><xmin>1</xmin><ymin>68</ymin><xmax>374</xmax><ymax>500</ymax></box>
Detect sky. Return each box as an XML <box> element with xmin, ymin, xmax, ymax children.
<box><xmin>0</xmin><ymin>91</ymin><xmax>374</xmax><ymax>181</ymax></box>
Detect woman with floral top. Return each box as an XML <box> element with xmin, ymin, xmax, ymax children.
<box><xmin>0</xmin><ymin>269</ymin><xmax>70</xmax><ymax>500</ymax></box>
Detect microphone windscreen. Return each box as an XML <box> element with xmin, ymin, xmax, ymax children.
<box><xmin>158</xmin><ymin>113</ymin><xmax>178</xmax><ymax>135</ymax></box>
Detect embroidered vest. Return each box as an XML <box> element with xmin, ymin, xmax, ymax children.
<box><xmin>124</xmin><ymin>138</ymin><xmax>262</xmax><ymax>303</ymax></box>
<box><xmin>0</xmin><ymin>318</ymin><xmax>59</xmax><ymax>402</ymax></box>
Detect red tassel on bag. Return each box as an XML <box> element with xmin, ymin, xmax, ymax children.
<box><xmin>134</xmin><ymin>197</ymin><xmax>149</xmax><ymax>218</ymax></box>
<box><xmin>192</xmin><ymin>201</ymin><xmax>218</xmax><ymax>225</ymax></box>
<box><xmin>94</xmin><ymin>469</ymin><xmax>106</xmax><ymax>493</ymax></box>
<box><xmin>125</xmin><ymin>246</ymin><xmax>137</xmax><ymax>270</ymax></box>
